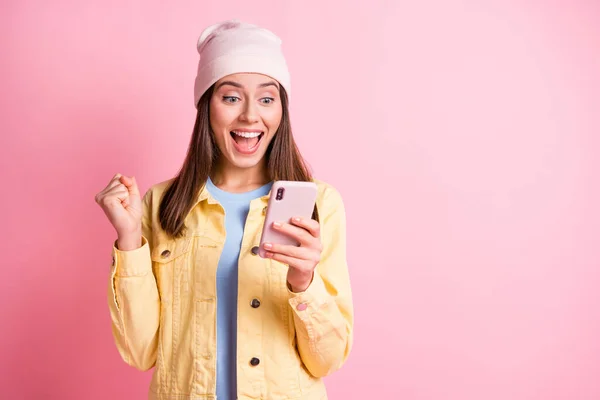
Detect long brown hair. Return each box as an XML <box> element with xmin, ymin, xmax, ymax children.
<box><xmin>159</xmin><ymin>84</ymin><xmax>317</xmax><ymax>238</ymax></box>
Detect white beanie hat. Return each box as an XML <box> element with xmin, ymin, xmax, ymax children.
<box><xmin>193</xmin><ymin>20</ymin><xmax>291</xmax><ymax>108</ymax></box>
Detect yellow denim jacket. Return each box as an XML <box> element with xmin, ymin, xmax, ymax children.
<box><xmin>107</xmin><ymin>178</ymin><xmax>353</xmax><ymax>400</ymax></box>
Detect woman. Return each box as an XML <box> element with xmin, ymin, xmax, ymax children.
<box><xmin>95</xmin><ymin>20</ymin><xmax>353</xmax><ymax>400</ymax></box>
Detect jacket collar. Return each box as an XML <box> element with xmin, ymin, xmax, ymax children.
<box><xmin>192</xmin><ymin>182</ymin><xmax>271</xmax><ymax>209</ymax></box>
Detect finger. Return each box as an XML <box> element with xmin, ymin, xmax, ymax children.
<box><xmin>105</xmin><ymin>183</ymin><xmax>128</xmax><ymax>195</ymax></box>
<box><xmin>265</xmin><ymin>251</ymin><xmax>313</xmax><ymax>271</ymax></box>
<box><xmin>96</xmin><ymin>182</ymin><xmax>124</xmax><ymax>205</ymax></box>
<box><xmin>102</xmin><ymin>185</ymin><xmax>129</xmax><ymax>205</ymax></box>
<box><xmin>290</xmin><ymin>217</ymin><xmax>320</xmax><ymax>239</ymax></box>
<box><xmin>119</xmin><ymin>175</ymin><xmax>140</xmax><ymax>197</ymax></box>
<box><xmin>115</xmin><ymin>189</ymin><xmax>129</xmax><ymax>204</ymax></box>
<box><xmin>107</xmin><ymin>173</ymin><xmax>123</xmax><ymax>189</ymax></box>
<box><xmin>273</xmin><ymin>222</ymin><xmax>314</xmax><ymax>246</ymax></box>
<box><xmin>96</xmin><ymin>174</ymin><xmax>124</xmax><ymax>201</ymax></box>
<box><xmin>263</xmin><ymin>242</ymin><xmax>320</xmax><ymax>262</ymax></box>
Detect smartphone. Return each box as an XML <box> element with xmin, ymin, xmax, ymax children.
<box><xmin>258</xmin><ymin>180</ymin><xmax>318</xmax><ymax>258</ymax></box>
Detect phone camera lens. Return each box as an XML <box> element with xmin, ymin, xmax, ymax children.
<box><xmin>276</xmin><ymin>187</ymin><xmax>284</xmax><ymax>200</ymax></box>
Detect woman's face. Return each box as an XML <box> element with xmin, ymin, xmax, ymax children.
<box><xmin>210</xmin><ymin>73</ymin><xmax>283</xmax><ymax>171</ymax></box>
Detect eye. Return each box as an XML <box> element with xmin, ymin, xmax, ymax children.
<box><xmin>223</xmin><ymin>96</ymin><xmax>240</xmax><ymax>103</ymax></box>
<box><xmin>260</xmin><ymin>97</ymin><xmax>275</xmax><ymax>105</ymax></box>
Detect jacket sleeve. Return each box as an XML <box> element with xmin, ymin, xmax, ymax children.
<box><xmin>288</xmin><ymin>186</ymin><xmax>354</xmax><ymax>378</ymax></box>
<box><xmin>107</xmin><ymin>188</ymin><xmax>160</xmax><ymax>371</ymax></box>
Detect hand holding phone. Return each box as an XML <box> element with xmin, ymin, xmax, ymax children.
<box><xmin>258</xmin><ymin>181</ymin><xmax>318</xmax><ymax>258</ymax></box>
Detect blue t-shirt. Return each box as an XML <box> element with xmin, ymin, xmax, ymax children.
<box><xmin>205</xmin><ymin>177</ymin><xmax>272</xmax><ymax>400</ymax></box>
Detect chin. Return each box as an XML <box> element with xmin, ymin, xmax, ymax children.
<box><xmin>227</xmin><ymin>151</ymin><xmax>267</xmax><ymax>169</ymax></box>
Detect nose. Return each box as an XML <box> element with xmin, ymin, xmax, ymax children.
<box><xmin>239</xmin><ymin>100</ymin><xmax>259</xmax><ymax>123</ymax></box>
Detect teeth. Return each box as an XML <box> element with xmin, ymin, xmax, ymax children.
<box><xmin>233</xmin><ymin>131</ymin><xmax>261</xmax><ymax>138</ymax></box>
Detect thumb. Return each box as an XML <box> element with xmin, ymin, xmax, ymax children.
<box><xmin>120</xmin><ymin>175</ymin><xmax>141</xmax><ymax>197</ymax></box>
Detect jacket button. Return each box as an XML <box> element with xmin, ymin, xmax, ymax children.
<box><xmin>251</xmin><ymin>246</ymin><xmax>259</xmax><ymax>255</ymax></box>
<box><xmin>262</xmin><ymin>206</ymin><xmax>267</xmax><ymax>215</ymax></box>
<box><xmin>250</xmin><ymin>357</ymin><xmax>260</xmax><ymax>366</ymax></box>
<box><xmin>161</xmin><ymin>249</ymin><xmax>171</xmax><ymax>258</ymax></box>
<box><xmin>251</xmin><ymin>298</ymin><xmax>261</xmax><ymax>308</ymax></box>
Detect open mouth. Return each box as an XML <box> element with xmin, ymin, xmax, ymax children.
<box><xmin>230</xmin><ymin>130</ymin><xmax>265</xmax><ymax>154</ymax></box>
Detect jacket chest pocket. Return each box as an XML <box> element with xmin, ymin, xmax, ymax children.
<box><xmin>151</xmin><ymin>236</ymin><xmax>194</xmax><ymax>302</ymax></box>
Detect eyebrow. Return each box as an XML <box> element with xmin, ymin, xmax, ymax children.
<box><xmin>258</xmin><ymin>81</ymin><xmax>279</xmax><ymax>89</ymax></box>
<box><xmin>216</xmin><ymin>80</ymin><xmax>279</xmax><ymax>90</ymax></box>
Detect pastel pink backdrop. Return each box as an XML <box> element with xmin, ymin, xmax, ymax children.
<box><xmin>1</xmin><ymin>1</ymin><xmax>599</xmax><ymax>399</ymax></box>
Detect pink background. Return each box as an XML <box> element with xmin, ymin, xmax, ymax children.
<box><xmin>2</xmin><ymin>1</ymin><xmax>599</xmax><ymax>399</ymax></box>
